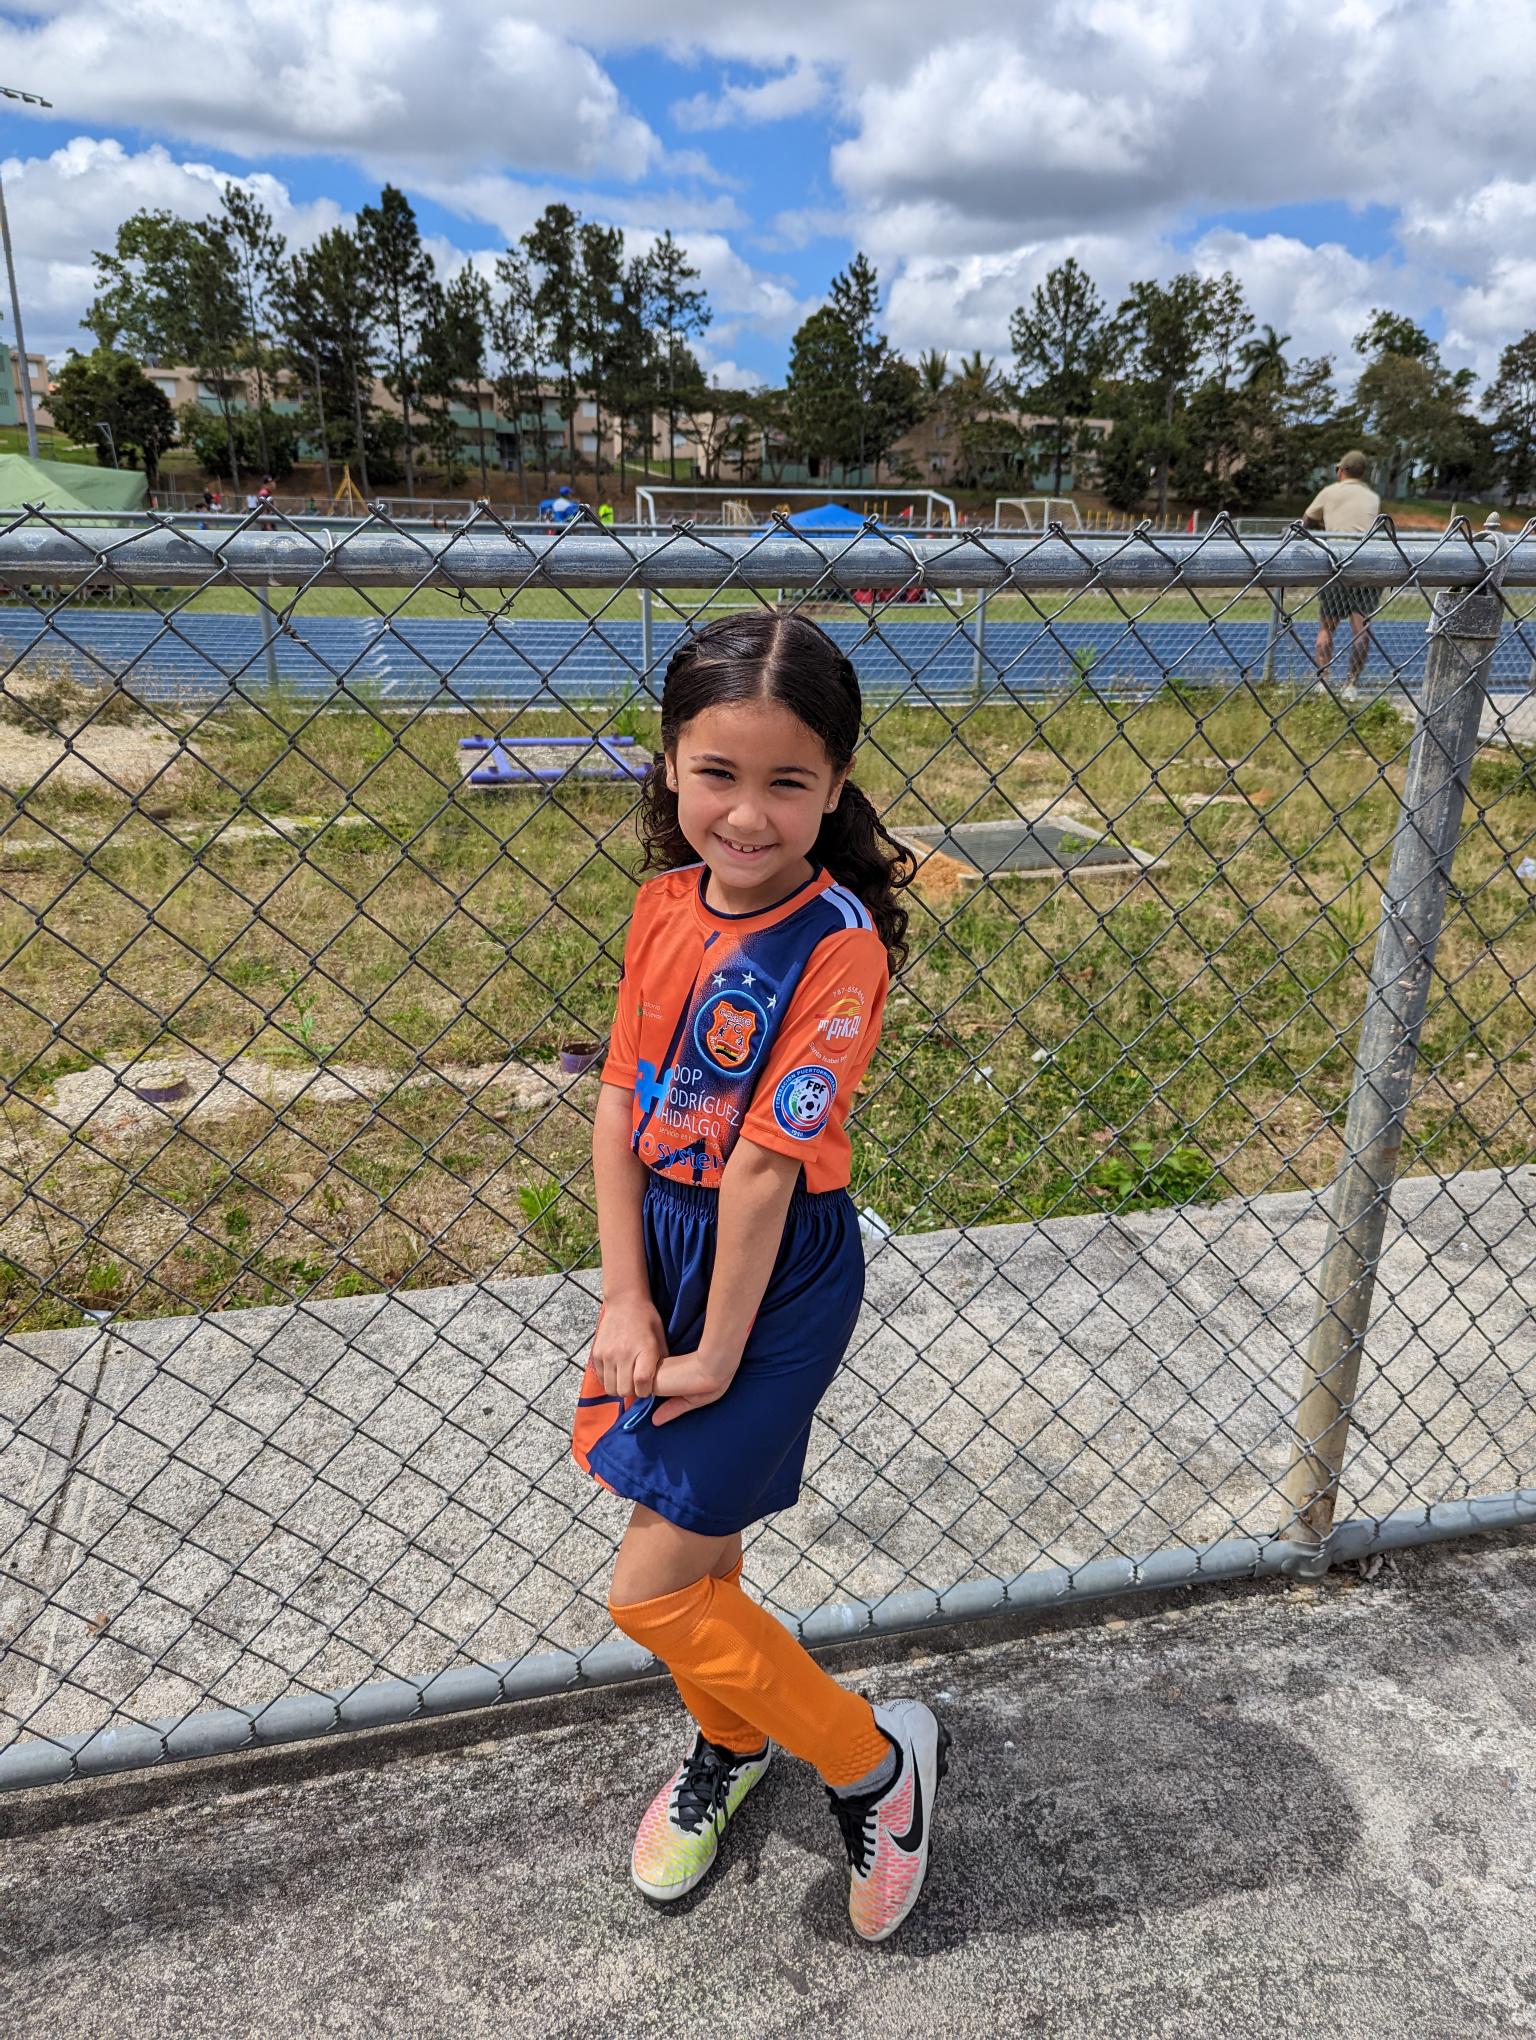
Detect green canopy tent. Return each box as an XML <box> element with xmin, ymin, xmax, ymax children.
<box><xmin>0</xmin><ymin>454</ymin><xmax>147</xmax><ymax>515</ymax></box>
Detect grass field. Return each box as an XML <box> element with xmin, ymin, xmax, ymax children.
<box><xmin>0</xmin><ymin>579</ymin><xmax>1446</xmax><ymax>632</ymax></box>
<box><xmin>0</xmin><ymin>427</ymin><xmax>96</xmax><ymax>464</ymax></box>
<box><xmin>2</xmin><ymin>673</ymin><xmax>1535</xmax><ymax>1336</ymax></box>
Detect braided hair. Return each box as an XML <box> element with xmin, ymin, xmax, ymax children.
<box><xmin>636</xmin><ymin>610</ymin><xmax>915</xmax><ymax>971</ymax></box>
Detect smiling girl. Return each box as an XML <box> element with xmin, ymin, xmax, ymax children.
<box><xmin>570</xmin><ymin>610</ymin><xmax>951</xmax><ymax>1943</ymax></box>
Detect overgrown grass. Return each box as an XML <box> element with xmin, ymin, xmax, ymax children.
<box><xmin>0</xmin><ymin>578</ymin><xmax>1442</xmax><ymax>632</ymax></box>
<box><xmin>3</xmin><ymin>677</ymin><xmax>1535</xmax><ymax>1334</ymax></box>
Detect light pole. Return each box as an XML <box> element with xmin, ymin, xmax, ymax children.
<box><xmin>0</xmin><ymin>84</ymin><xmax>50</xmax><ymax>461</ymax></box>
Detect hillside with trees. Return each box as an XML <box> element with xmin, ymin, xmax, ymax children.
<box><xmin>55</xmin><ymin>183</ymin><xmax>1536</xmax><ymax>517</ymax></box>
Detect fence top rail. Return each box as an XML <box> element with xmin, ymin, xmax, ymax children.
<box><xmin>0</xmin><ymin>518</ymin><xmax>1530</xmax><ymax>590</ymax></box>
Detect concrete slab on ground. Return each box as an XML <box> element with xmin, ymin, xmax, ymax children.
<box><xmin>3</xmin><ymin>1530</ymin><xmax>1535</xmax><ymax>2038</ymax></box>
<box><xmin>3</xmin><ymin>1165</ymin><xmax>1534</xmax><ymax>1763</ymax></box>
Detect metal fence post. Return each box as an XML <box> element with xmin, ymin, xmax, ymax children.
<box><xmin>1281</xmin><ymin>552</ymin><xmax>1504</xmax><ymax>1559</ymax></box>
<box><xmin>640</xmin><ymin>585</ymin><xmax>653</xmax><ymax>677</ymax></box>
<box><xmin>258</xmin><ymin>578</ymin><xmax>280</xmax><ymax>690</ymax></box>
<box><xmin>971</xmin><ymin>588</ymin><xmax>988</xmax><ymax>702</ymax></box>
<box><xmin>1260</xmin><ymin>588</ymin><xmax>1285</xmax><ymax>688</ymax></box>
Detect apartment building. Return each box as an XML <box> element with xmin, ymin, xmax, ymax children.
<box><xmin>0</xmin><ymin>346</ymin><xmax>53</xmax><ymax>431</ymax></box>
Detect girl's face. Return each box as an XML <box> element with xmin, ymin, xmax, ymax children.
<box><xmin>665</xmin><ymin>697</ymin><xmax>848</xmax><ymax>914</ymax></box>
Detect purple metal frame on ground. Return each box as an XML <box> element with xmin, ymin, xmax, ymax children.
<box><xmin>457</xmin><ymin>733</ymin><xmax>649</xmax><ymax>786</ymax></box>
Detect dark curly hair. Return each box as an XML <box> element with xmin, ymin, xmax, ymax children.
<box><xmin>636</xmin><ymin>610</ymin><xmax>915</xmax><ymax>971</ymax></box>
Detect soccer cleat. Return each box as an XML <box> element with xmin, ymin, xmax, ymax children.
<box><xmin>630</xmin><ymin>1727</ymin><xmax>774</xmax><ymax>1901</ymax></box>
<box><xmin>827</xmin><ymin>1699</ymin><xmax>952</xmax><ymax>1942</ymax></box>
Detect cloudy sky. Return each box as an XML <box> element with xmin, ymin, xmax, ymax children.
<box><xmin>0</xmin><ymin>0</ymin><xmax>1531</xmax><ymax>390</ymax></box>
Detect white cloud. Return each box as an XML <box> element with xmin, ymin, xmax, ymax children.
<box><xmin>624</xmin><ymin>228</ymin><xmax>805</xmax><ymax>333</ymax></box>
<box><xmin>575</xmin><ymin>0</ymin><xmax>1536</xmax><ymax>217</ymax></box>
<box><xmin>876</xmin><ymin>230</ymin><xmax>1164</xmax><ymax>366</ymax></box>
<box><xmin>1441</xmin><ymin>261</ymin><xmax>1536</xmax><ymax>378</ymax></box>
<box><xmin>671</xmin><ymin>62</ymin><xmax>827</xmax><ymax>133</ymax></box>
<box><xmin>831</xmin><ymin>38</ymin><xmax>1154</xmax><ymax>233</ymax></box>
<box><xmin>1189</xmin><ymin>228</ymin><xmax>1424</xmax><ymax>381</ymax></box>
<box><xmin>0</xmin><ymin>2</ymin><xmax>662</xmax><ymax>180</ymax></box>
<box><xmin>408</xmin><ymin>170</ymin><xmax>747</xmax><ymax>244</ymax></box>
<box><xmin>4</xmin><ymin>3</ymin><xmax>1536</xmax><ymax>395</ymax></box>
<box><xmin>0</xmin><ymin>137</ymin><xmax>343</xmax><ymax>358</ymax></box>
<box><xmin>760</xmin><ymin>207</ymin><xmax>846</xmax><ymax>252</ymax></box>
<box><xmin>1398</xmin><ymin>182</ymin><xmax>1536</xmax><ymax>273</ymax></box>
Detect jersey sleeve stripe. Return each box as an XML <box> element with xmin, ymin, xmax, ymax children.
<box><xmin>825</xmin><ymin>882</ymin><xmax>874</xmax><ymax>930</ymax></box>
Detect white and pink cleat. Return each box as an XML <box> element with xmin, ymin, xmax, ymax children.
<box><xmin>826</xmin><ymin>1698</ymin><xmax>952</xmax><ymax>1942</ymax></box>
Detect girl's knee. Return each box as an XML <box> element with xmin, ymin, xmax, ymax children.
<box><xmin>608</xmin><ymin>1504</ymin><xmax>737</xmax><ymax>1615</ymax></box>
<box><xmin>608</xmin><ymin>1567</ymin><xmax>714</xmax><ymax>1655</ymax></box>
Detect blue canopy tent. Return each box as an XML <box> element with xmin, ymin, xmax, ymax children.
<box><xmin>756</xmin><ymin>498</ymin><xmax>928</xmax><ymax>602</ymax></box>
<box><xmin>755</xmin><ymin>500</ymin><xmax>877</xmax><ymax>534</ymax></box>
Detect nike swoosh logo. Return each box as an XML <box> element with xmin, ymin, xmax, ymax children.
<box><xmin>891</xmin><ymin>1755</ymin><xmax>924</xmax><ymax>1853</ymax></box>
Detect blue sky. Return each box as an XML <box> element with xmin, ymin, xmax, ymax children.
<box><xmin>0</xmin><ymin>3</ymin><xmax>1528</xmax><ymax>385</ymax></box>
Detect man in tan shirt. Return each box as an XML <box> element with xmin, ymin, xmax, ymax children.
<box><xmin>1302</xmin><ymin>450</ymin><xmax>1382</xmax><ymax>688</ymax></box>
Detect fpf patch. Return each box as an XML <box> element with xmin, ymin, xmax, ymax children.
<box><xmin>771</xmin><ymin>1064</ymin><xmax>837</xmax><ymax>1139</ymax></box>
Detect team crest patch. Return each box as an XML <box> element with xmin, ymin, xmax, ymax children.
<box><xmin>771</xmin><ymin>1064</ymin><xmax>837</xmax><ymax>1139</ymax></box>
<box><xmin>694</xmin><ymin>988</ymin><xmax>771</xmax><ymax>1075</ymax></box>
<box><xmin>706</xmin><ymin>1000</ymin><xmax>757</xmax><ymax>1067</ymax></box>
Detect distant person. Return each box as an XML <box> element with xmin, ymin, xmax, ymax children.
<box><xmin>1303</xmin><ymin>450</ymin><xmax>1382</xmax><ymax>689</ymax></box>
<box><xmin>550</xmin><ymin>484</ymin><xmax>582</xmax><ymax>527</ymax></box>
<box><xmin>598</xmin><ymin>500</ymin><xmax>614</xmax><ymax>528</ymax></box>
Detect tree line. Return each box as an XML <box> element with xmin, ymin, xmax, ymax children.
<box><xmin>48</xmin><ymin>185</ymin><xmax>1536</xmax><ymax>515</ymax></box>
<box><xmin>1004</xmin><ymin>260</ymin><xmax>1536</xmax><ymax>515</ymax></box>
<box><xmin>53</xmin><ymin>183</ymin><xmax>715</xmax><ymax>497</ymax></box>
<box><xmin>777</xmin><ymin>251</ymin><xmax>1536</xmax><ymax>513</ymax></box>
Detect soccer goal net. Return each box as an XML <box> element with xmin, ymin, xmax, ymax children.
<box><xmin>632</xmin><ymin>485</ymin><xmax>959</xmax><ymax>531</ymax></box>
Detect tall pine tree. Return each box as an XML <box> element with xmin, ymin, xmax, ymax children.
<box><xmin>357</xmin><ymin>185</ymin><xmax>436</xmax><ymax>497</ymax></box>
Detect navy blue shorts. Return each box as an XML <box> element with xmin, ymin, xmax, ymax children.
<box><xmin>572</xmin><ymin>1173</ymin><xmax>865</xmax><ymax>1536</ymax></box>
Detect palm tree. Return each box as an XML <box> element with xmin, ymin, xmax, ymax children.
<box><xmin>952</xmin><ymin>349</ymin><xmax>1005</xmax><ymax>408</ymax></box>
<box><xmin>918</xmin><ymin>347</ymin><xmax>949</xmax><ymax>402</ymax></box>
<box><xmin>1240</xmin><ymin>323</ymin><xmax>1291</xmax><ymax>390</ymax></box>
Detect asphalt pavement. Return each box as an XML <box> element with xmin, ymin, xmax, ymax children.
<box><xmin>4</xmin><ymin>1528</ymin><xmax>1535</xmax><ymax>2039</ymax></box>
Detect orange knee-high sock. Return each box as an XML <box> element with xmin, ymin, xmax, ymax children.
<box><xmin>610</xmin><ymin>1570</ymin><xmax>890</xmax><ymax>1788</ymax></box>
<box><xmin>666</xmin><ymin>1554</ymin><xmax>764</xmax><ymax>1755</ymax></box>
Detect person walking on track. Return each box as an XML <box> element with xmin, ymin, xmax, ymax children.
<box><xmin>1303</xmin><ymin>449</ymin><xmax>1383</xmax><ymax>690</ymax></box>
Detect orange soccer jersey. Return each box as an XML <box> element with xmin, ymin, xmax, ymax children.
<box><xmin>600</xmin><ymin>862</ymin><xmax>888</xmax><ymax>1193</ymax></box>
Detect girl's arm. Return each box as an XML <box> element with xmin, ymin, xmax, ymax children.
<box><xmin>592</xmin><ymin>1079</ymin><xmax>649</xmax><ymax>1303</ymax></box>
<box><xmin>590</xmin><ymin>1080</ymin><xmax>667</xmax><ymax>1398</ymax></box>
<box><xmin>647</xmin><ymin>1137</ymin><xmax>801</xmax><ymax>1425</ymax></box>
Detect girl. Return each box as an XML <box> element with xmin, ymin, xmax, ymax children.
<box><xmin>571</xmin><ymin>610</ymin><xmax>952</xmax><ymax>1945</ymax></box>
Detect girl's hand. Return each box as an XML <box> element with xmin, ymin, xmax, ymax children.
<box><xmin>649</xmin><ymin>1348</ymin><xmax>740</xmax><ymax>1427</ymax></box>
<box><xmin>591</xmin><ymin>1294</ymin><xmax>668</xmax><ymax>1400</ymax></box>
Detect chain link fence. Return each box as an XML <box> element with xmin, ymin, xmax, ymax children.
<box><xmin>3</xmin><ymin>508</ymin><xmax>1535</xmax><ymax>1791</ymax></box>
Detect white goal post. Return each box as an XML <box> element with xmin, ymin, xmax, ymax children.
<box><xmin>992</xmin><ymin>496</ymin><xmax>1085</xmax><ymax>531</ymax></box>
<box><xmin>634</xmin><ymin>484</ymin><xmax>959</xmax><ymax>530</ymax></box>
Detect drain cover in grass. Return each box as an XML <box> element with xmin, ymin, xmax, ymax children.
<box><xmin>893</xmin><ymin>816</ymin><xmax>1151</xmax><ymax>878</ymax></box>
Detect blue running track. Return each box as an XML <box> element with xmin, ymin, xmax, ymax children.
<box><xmin>1</xmin><ymin>609</ymin><xmax>1531</xmax><ymax>706</ymax></box>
